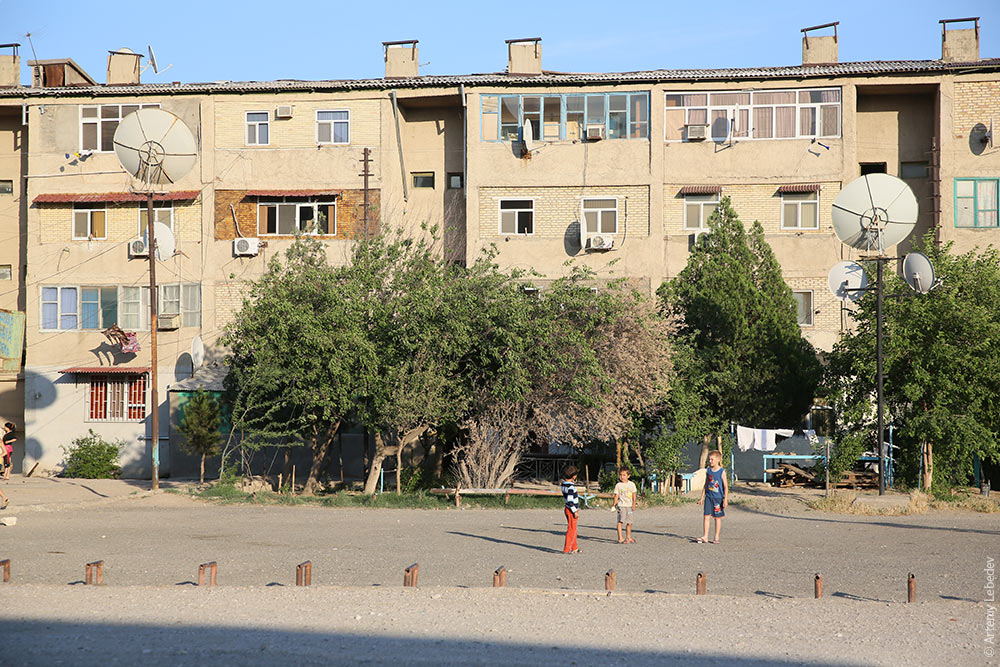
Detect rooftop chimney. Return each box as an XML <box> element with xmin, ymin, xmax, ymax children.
<box><xmin>506</xmin><ymin>37</ymin><xmax>542</xmax><ymax>75</ymax></box>
<box><xmin>383</xmin><ymin>40</ymin><xmax>419</xmax><ymax>79</ymax></box>
<box><xmin>941</xmin><ymin>17</ymin><xmax>980</xmax><ymax>62</ymax></box>
<box><xmin>0</xmin><ymin>43</ymin><xmax>20</xmax><ymax>87</ymax></box>
<box><xmin>801</xmin><ymin>22</ymin><xmax>838</xmax><ymax>65</ymax></box>
<box><xmin>107</xmin><ymin>48</ymin><xmax>142</xmax><ymax>85</ymax></box>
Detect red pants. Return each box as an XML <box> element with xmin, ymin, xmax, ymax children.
<box><xmin>563</xmin><ymin>507</ymin><xmax>578</xmax><ymax>553</ymax></box>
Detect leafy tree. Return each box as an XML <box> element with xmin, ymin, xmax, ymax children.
<box><xmin>658</xmin><ymin>196</ymin><xmax>822</xmax><ymax>466</ymax></box>
<box><xmin>60</xmin><ymin>430</ymin><xmax>122</xmax><ymax>479</ymax></box>
<box><xmin>824</xmin><ymin>235</ymin><xmax>1000</xmax><ymax>489</ymax></box>
<box><xmin>177</xmin><ymin>389</ymin><xmax>223</xmax><ymax>484</ymax></box>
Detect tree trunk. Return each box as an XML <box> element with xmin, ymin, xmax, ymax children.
<box><xmin>698</xmin><ymin>434</ymin><xmax>713</xmax><ymax>469</ymax></box>
<box><xmin>633</xmin><ymin>441</ymin><xmax>645</xmax><ymax>469</ymax></box>
<box><xmin>200</xmin><ymin>454</ymin><xmax>205</xmax><ymax>485</ymax></box>
<box><xmin>396</xmin><ymin>445</ymin><xmax>402</xmax><ymax>494</ymax></box>
<box><xmin>363</xmin><ymin>432</ymin><xmax>389</xmax><ymax>495</ymax></box>
<box><xmin>616</xmin><ymin>439</ymin><xmax>622</xmax><ymax>468</ymax></box>
<box><xmin>922</xmin><ymin>441</ymin><xmax>933</xmax><ymax>491</ymax></box>
<box><xmin>303</xmin><ymin>421</ymin><xmax>340</xmax><ymax>496</ymax></box>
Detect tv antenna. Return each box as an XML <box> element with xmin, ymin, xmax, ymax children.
<box><xmin>112</xmin><ymin>108</ymin><xmax>196</xmax><ymax>492</ymax></box>
<box><xmin>831</xmin><ymin>173</ymin><xmax>926</xmax><ymax>496</ymax></box>
<box><xmin>142</xmin><ymin>45</ymin><xmax>173</xmax><ymax>76</ymax></box>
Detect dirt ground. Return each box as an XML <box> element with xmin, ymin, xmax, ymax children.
<box><xmin>0</xmin><ymin>482</ymin><xmax>996</xmax><ymax>665</ymax></box>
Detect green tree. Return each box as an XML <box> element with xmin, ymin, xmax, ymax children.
<box><xmin>177</xmin><ymin>389</ymin><xmax>223</xmax><ymax>484</ymax></box>
<box><xmin>824</xmin><ymin>235</ymin><xmax>1000</xmax><ymax>489</ymax></box>
<box><xmin>658</xmin><ymin>196</ymin><xmax>822</xmax><ymax>466</ymax></box>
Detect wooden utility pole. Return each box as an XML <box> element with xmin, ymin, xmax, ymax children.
<box><xmin>359</xmin><ymin>148</ymin><xmax>372</xmax><ymax>235</ymax></box>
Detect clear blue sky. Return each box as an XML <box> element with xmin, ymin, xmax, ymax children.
<box><xmin>4</xmin><ymin>0</ymin><xmax>999</xmax><ymax>84</ymax></box>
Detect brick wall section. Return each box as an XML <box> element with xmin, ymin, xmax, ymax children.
<box><xmin>214</xmin><ymin>281</ymin><xmax>249</xmax><ymax>331</ymax></box>
<box><xmin>477</xmin><ymin>185</ymin><xmax>649</xmax><ymax>240</ymax></box>
<box><xmin>784</xmin><ymin>275</ymin><xmax>841</xmax><ymax>334</ymax></box>
<box><xmin>38</xmin><ymin>200</ymin><xmax>202</xmax><ymax>243</ymax></box>
<box><xmin>953</xmin><ymin>81</ymin><xmax>1000</xmax><ymax>138</ymax></box>
<box><xmin>214</xmin><ymin>189</ymin><xmax>380</xmax><ymax>240</ymax></box>
<box><xmin>214</xmin><ymin>99</ymin><xmax>381</xmax><ymax>149</ymax></box>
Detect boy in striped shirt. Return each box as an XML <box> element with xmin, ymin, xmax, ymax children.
<box><xmin>561</xmin><ymin>465</ymin><xmax>581</xmax><ymax>554</ymax></box>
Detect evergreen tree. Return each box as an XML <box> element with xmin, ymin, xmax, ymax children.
<box><xmin>177</xmin><ymin>389</ymin><xmax>223</xmax><ymax>484</ymax></box>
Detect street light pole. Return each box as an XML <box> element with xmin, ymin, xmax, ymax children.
<box><xmin>875</xmin><ymin>257</ymin><xmax>885</xmax><ymax>496</ymax></box>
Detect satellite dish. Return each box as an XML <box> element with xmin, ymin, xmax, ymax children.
<box><xmin>153</xmin><ymin>222</ymin><xmax>175</xmax><ymax>261</ymax></box>
<box><xmin>902</xmin><ymin>252</ymin><xmax>935</xmax><ymax>294</ymax></box>
<box><xmin>522</xmin><ymin>120</ymin><xmax>534</xmax><ymax>154</ymax></box>
<box><xmin>831</xmin><ymin>173</ymin><xmax>918</xmax><ymax>253</ymax></box>
<box><xmin>113</xmin><ymin>108</ymin><xmax>196</xmax><ymax>188</ymax></box>
<box><xmin>148</xmin><ymin>45</ymin><xmax>159</xmax><ymax>73</ymax></box>
<box><xmin>191</xmin><ymin>335</ymin><xmax>205</xmax><ymax>369</ymax></box>
<box><xmin>827</xmin><ymin>260</ymin><xmax>868</xmax><ymax>301</ymax></box>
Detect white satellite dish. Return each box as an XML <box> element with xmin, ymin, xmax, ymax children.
<box><xmin>144</xmin><ymin>45</ymin><xmax>172</xmax><ymax>76</ymax></box>
<box><xmin>827</xmin><ymin>260</ymin><xmax>868</xmax><ymax>301</ymax></box>
<box><xmin>522</xmin><ymin>120</ymin><xmax>534</xmax><ymax>155</ymax></box>
<box><xmin>902</xmin><ymin>252</ymin><xmax>935</xmax><ymax>294</ymax></box>
<box><xmin>831</xmin><ymin>174</ymin><xmax>918</xmax><ymax>253</ymax></box>
<box><xmin>191</xmin><ymin>335</ymin><xmax>205</xmax><ymax>369</ymax></box>
<box><xmin>113</xmin><ymin>108</ymin><xmax>196</xmax><ymax>188</ymax></box>
<box><xmin>153</xmin><ymin>221</ymin><xmax>175</xmax><ymax>261</ymax></box>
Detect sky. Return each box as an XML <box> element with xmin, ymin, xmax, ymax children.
<box><xmin>4</xmin><ymin>0</ymin><xmax>1000</xmax><ymax>84</ymax></box>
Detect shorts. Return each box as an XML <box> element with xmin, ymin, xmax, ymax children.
<box><xmin>704</xmin><ymin>496</ymin><xmax>725</xmax><ymax>518</ymax></box>
<box><xmin>616</xmin><ymin>505</ymin><xmax>634</xmax><ymax>525</ymax></box>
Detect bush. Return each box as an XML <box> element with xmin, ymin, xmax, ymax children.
<box><xmin>60</xmin><ymin>430</ymin><xmax>123</xmax><ymax>479</ymax></box>
<box><xmin>598</xmin><ymin>468</ymin><xmax>618</xmax><ymax>493</ymax></box>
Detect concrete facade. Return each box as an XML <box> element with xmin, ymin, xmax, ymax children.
<box><xmin>0</xmin><ymin>21</ymin><xmax>998</xmax><ymax>477</ymax></box>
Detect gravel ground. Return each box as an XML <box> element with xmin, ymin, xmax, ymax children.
<box><xmin>0</xmin><ymin>492</ymin><xmax>996</xmax><ymax>665</ymax></box>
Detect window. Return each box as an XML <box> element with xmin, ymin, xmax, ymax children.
<box><xmin>136</xmin><ymin>202</ymin><xmax>174</xmax><ymax>235</ymax></box>
<box><xmin>80</xmin><ymin>287</ymin><xmax>117</xmax><ymax>330</ymax></box>
<box><xmin>781</xmin><ymin>191</ymin><xmax>819</xmax><ymax>229</ymax></box>
<box><xmin>41</xmin><ymin>286</ymin><xmax>78</xmax><ymax>330</ymax></box>
<box><xmin>73</xmin><ymin>204</ymin><xmax>107</xmax><ymax>240</ymax></box>
<box><xmin>664</xmin><ymin>88</ymin><xmax>840</xmax><ymax>141</ymax></box>
<box><xmin>160</xmin><ymin>284</ymin><xmax>180</xmax><ymax>316</ymax></box>
<box><xmin>860</xmin><ymin>162</ymin><xmax>887</xmax><ymax>175</ymax></box>
<box><xmin>88</xmin><ymin>375</ymin><xmax>146</xmax><ymax>421</ymax></box>
<box><xmin>120</xmin><ymin>286</ymin><xmax>148</xmax><ymax>330</ymax></box>
<box><xmin>684</xmin><ymin>194</ymin><xmax>720</xmax><ymax>229</ymax></box>
<box><xmin>412</xmin><ymin>172</ymin><xmax>435</xmax><ymax>189</ymax></box>
<box><xmin>0</xmin><ymin>180</ymin><xmax>12</xmax><ymax>195</ymax></box>
<box><xmin>793</xmin><ymin>291</ymin><xmax>814</xmax><ymax>327</ymax></box>
<box><xmin>482</xmin><ymin>92</ymin><xmax>649</xmax><ymax>142</ymax></box>
<box><xmin>900</xmin><ymin>161</ymin><xmax>929</xmax><ymax>179</ymax></box>
<box><xmin>447</xmin><ymin>173</ymin><xmax>464</xmax><ymax>189</ymax></box>
<box><xmin>257</xmin><ymin>199</ymin><xmax>336</xmax><ymax>235</ymax></box>
<box><xmin>499</xmin><ymin>200</ymin><xmax>533</xmax><ymax>235</ymax></box>
<box><xmin>955</xmin><ymin>178</ymin><xmax>999</xmax><ymax>228</ymax></box>
<box><xmin>317</xmin><ymin>110</ymin><xmax>349</xmax><ymax>144</ymax></box>
<box><xmin>246</xmin><ymin>111</ymin><xmax>269</xmax><ymax>146</ymax></box>
<box><xmin>582</xmin><ymin>198</ymin><xmax>617</xmax><ymax>234</ymax></box>
<box><xmin>0</xmin><ymin>265</ymin><xmax>11</xmax><ymax>280</ymax></box>
<box><xmin>81</xmin><ymin>104</ymin><xmax>159</xmax><ymax>152</ymax></box>
<box><xmin>182</xmin><ymin>284</ymin><xmax>202</xmax><ymax>327</ymax></box>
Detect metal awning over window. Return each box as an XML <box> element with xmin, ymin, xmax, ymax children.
<box><xmin>60</xmin><ymin>366</ymin><xmax>150</xmax><ymax>374</ymax></box>
<box><xmin>678</xmin><ymin>185</ymin><xmax>723</xmax><ymax>195</ymax></box>
<box><xmin>34</xmin><ymin>192</ymin><xmax>199</xmax><ymax>204</ymax></box>
<box><xmin>244</xmin><ymin>189</ymin><xmax>341</xmax><ymax>198</ymax></box>
<box><xmin>777</xmin><ymin>183</ymin><xmax>822</xmax><ymax>193</ymax></box>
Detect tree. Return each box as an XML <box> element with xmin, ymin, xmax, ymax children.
<box><xmin>658</xmin><ymin>196</ymin><xmax>822</xmax><ymax>466</ymax></box>
<box><xmin>177</xmin><ymin>390</ymin><xmax>223</xmax><ymax>484</ymax></box>
<box><xmin>824</xmin><ymin>235</ymin><xmax>1000</xmax><ymax>489</ymax></box>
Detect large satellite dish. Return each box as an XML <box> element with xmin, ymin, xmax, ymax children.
<box><xmin>831</xmin><ymin>174</ymin><xmax>918</xmax><ymax>253</ymax></box>
<box><xmin>113</xmin><ymin>108</ymin><xmax>196</xmax><ymax>188</ymax></box>
<box><xmin>902</xmin><ymin>252</ymin><xmax>936</xmax><ymax>294</ymax></box>
<box><xmin>827</xmin><ymin>260</ymin><xmax>868</xmax><ymax>302</ymax></box>
<box><xmin>191</xmin><ymin>335</ymin><xmax>205</xmax><ymax>369</ymax></box>
<box><xmin>153</xmin><ymin>222</ymin><xmax>175</xmax><ymax>261</ymax></box>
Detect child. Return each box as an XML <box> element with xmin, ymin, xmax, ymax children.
<box><xmin>2</xmin><ymin>422</ymin><xmax>14</xmax><ymax>481</ymax></box>
<box><xmin>560</xmin><ymin>465</ymin><xmax>581</xmax><ymax>554</ymax></box>
<box><xmin>697</xmin><ymin>450</ymin><xmax>728</xmax><ymax>544</ymax></box>
<box><xmin>613</xmin><ymin>467</ymin><xmax>637</xmax><ymax>544</ymax></box>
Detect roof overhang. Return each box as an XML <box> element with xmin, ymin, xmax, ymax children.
<box><xmin>244</xmin><ymin>189</ymin><xmax>341</xmax><ymax>198</ymax></box>
<box><xmin>777</xmin><ymin>183</ymin><xmax>822</xmax><ymax>193</ymax></box>
<box><xmin>678</xmin><ymin>185</ymin><xmax>723</xmax><ymax>195</ymax></box>
<box><xmin>60</xmin><ymin>366</ymin><xmax>150</xmax><ymax>374</ymax></box>
<box><xmin>34</xmin><ymin>191</ymin><xmax>200</xmax><ymax>204</ymax></box>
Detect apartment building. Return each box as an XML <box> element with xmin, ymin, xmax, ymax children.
<box><xmin>0</xmin><ymin>19</ymin><xmax>997</xmax><ymax>477</ymax></box>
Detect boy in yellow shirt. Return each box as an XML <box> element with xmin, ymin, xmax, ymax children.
<box><xmin>613</xmin><ymin>467</ymin><xmax>638</xmax><ymax>544</ymax></box>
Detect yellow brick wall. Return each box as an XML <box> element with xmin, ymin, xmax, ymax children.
<box><xmin>214</xmin><ymin>281</ymin><xmax>249</xmax><ymax>330</ymax></box>
<box><xmin>214</xmin><ymin>99</ymin><xmax>381</xmax><ymax>149</ymax></box>
<box><xmin>663</xmin><ymin>183</ymin><xmax>841</xmax><ymax>235</ymax></box>
<box><xmin>783</xmin><ymin>275</ymin><xmax>842</xmax><ymax>333</ymax></box>
<box><xmin>478</xmin><ymin>185</ymin><xmax>649</xmax><ymax>240</ymax></box>
<box><xmin>38</xmin><ymin>201</ymin><xmax>202</xmax><ymax>244</ymax></box>
<box><xmin>953</xmin><ymin>80</ymin><xmax>1000</xmax><ymax>138</ymax></box>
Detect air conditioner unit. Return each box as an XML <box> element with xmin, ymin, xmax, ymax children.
<box><xmin>275</xmin><ymin>105</ymin><xmax>293</xmax><ymax>119</ymax></box>
<box><xmin>157</xmin><ymin>313</ymin><xmax>180</xmax><ymax>330</ymax></box>
<box><xmin>685</xmin><ymin>124</ymin><xmax>708</xmax><ymax>141</ymax></box>
<box><xmin>129</xmin><ymin>238</ymin><xmax>149</xmax><ymax>257</ymax></box>
<box><xmin>586</xmin><ymin>125</ymin><xmax>605</xmax><ymax>141</ymax></box>
<box><xmin>586</xmin><ymin>234</ymin><xmax>614</xmax><ymax>251</ymax></box>
<box><xmin>233</xmin><ymin>237</ymin><xmax>260</xmax><ymax>257</ymax></box>
<box><xmin>688</xmin><ymin>230</ymin><xmax>709</xmax><ymax>251</ymax></box>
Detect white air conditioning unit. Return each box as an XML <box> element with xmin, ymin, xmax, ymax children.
<box><xmin>586</xmin><ymin>234</ymin><xmax>614</xmax><ymax>251</ymax></box>
<box><xmin>129</xmin><ymin>238</ymin><xmax>149</xmax><ymax>257</ymax></box>
<box><xmin>275</xmin><ymin>105</ymin><xmax>293</xmax><ymax>119</ymax></box>
<box><xmin>233</xmin><ymin>237</ymin><xmax>260</xmax><ymax>257</ymax></box>
<box><xmin>157</xmin><ymin>313</ymin><xmax>180</xmax><ymax>330</ymax></box>
<box><xmin>586</xmin><ymin>125</ymin><xmax>605</xmax><ymax>141</ymax></box>
<box><xmin>688</xmin><ymin>230</ymin><xmax>709</xmax><ymax>251</ymax></box>
<box><xmin>685</xmin><ymin>124</ymin><xmax>708</xmax><ymax>141</ymax></box>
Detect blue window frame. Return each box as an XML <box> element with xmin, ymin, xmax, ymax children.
<box><xmin>955</xmin><ymin>178</ymin><xmax>999</xmax><ymax>228</ymax></box>
<box><xmin>481</xmin><ymin>92</ymin><xmax>649</xmax><ymax>142</ymax></box>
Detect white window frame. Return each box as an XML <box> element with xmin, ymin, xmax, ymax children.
<box><xmin>683</xmin><ymin>194</ymin><xmax>720</xmax><ymax>230</ymax></box>
<box><xmin>780</xmin><ymin>191</ymin><xmax>820</xmax><ymax>230</ymax></box>
<box><xmin>246</xmin><ymin>111</ymin><xmax>270</xmax><ymax>146</ymax></box>
<box><xmin>136</xmin><ymin>202</ymin><xmax>174</xmax><ymax>236</ymax></box>
<box><xmin>581</xmin><ymin>198</ymin><xmax>618</xmax><ymax>235</ymax></box>
<box><xmin>80</xmin><ymin>103</ymin><xmax>159</xmax><ymax>152</ymax></box>
<box><xmin>40</xmin><ymin>286</ymin><xmax>79</xmax><ymax>331</ymax></box>
<box><xmin>87</xmin><ymin>375</ymin><xmax>147</xmax><ymax>423</ymax></box>
<box><xmin>181</xmin><ymin>284</ymin><xmax>202</xmax><ymax>328</ymax></box>
<box><xmin>256</xmin><ymin>199</ymin><xmax>337</xmax><ymax>236</ymax></box>
<box><xmin>41</xmin><ymin>282</ymin><xmax>200</xmax><ymax>331</ymax></box>
<box><xmin>72</xmin><ymin>204</ymin><xmax>107</xmax><ymax>240</ymax></box>
<box><xmin>316</xmin><ymin>109</ymin><xmax>350</xmax><ymax>145</ymax></box>
<box><xmin>498</xmin><ymin>199</ymin><xmax>535</xmax><ymax>236</ymax></box>
<box><xmin>793</xmin><ymin>290</ymin><xmax>814</xmax><ymax>327</ymax></box>
<box><xmin>80</xmin><ymin>286</ymin><xmax>118</xmax><ymax>330</ymax></box>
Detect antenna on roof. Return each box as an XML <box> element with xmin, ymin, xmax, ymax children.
<box><xmin>141</xmin><ymin>45</ymin><xmax>173</xmax><ymax>76</ymax></box>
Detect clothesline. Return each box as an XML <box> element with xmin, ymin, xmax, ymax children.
<box><xmin>735</xmin><ymin>426</ymin><xmax>816</xmax><ymax>452</ymax></box>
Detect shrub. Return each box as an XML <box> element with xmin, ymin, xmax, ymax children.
<box><xmin>598</xmin><ymin>468</ymin><xmax>618</xmax><ymax>493</ymax></box>
<box><xmin>60</xmin><ymin>430</ymin><xmax>123</xmax><ymax>479</ymax></box>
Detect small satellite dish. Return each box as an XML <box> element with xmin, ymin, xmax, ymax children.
<box><xmin>113</xmin><ymin>108</ymin><xmax>196</xmax><ymax>188</ymax></box>
<box><xmin>148</xmin><ymin>45</ymin><xmax>159</xmax><ymax>74</ymax></box>
<box><xmin>191</xmin><ymin>335</ymin><xmax>205</xmax><ymax>369</ymax></box>
<box><xmin>153</xmin><ymin>221</ymin><xmax>175</xmax><ymax>261</ymax></box>
<box><xmin>828</xmin><ymin>260</ymin><xmax>868</xmax><ymax>301</ymax></box>
<box><xmin>521</xmin><ymin>120</ymin><xmax>534</xmax><ymax>155</ymax></box>
<box><xmin>902</xmin><ymin>252</ymin><xmax>935</xmax><ymax>294</ymax></box>
<box><xmin>831</xmin><ymin>173</ymin><xmax>918</xmax><ymax>253</ymax></box>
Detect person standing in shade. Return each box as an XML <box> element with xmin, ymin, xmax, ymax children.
<box><xmin>2</xmin><ymin>422</ymin><xmax>15</xmax><ymax>481</ymax></box>
<box><xmin>561</xmin><ymin>465</ymin><xmax>581</xmax><ymax>554</ymax></box>
<box><xmin>697</xmin><ymin>450</ymin><xmax>728</xmax><ymax>544</ymax></box>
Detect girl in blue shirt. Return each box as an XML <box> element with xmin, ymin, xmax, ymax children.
<box><xmin>697</xmin><ymin>450</ymin><xmax>728</xmax><ymax>544</ymax></box>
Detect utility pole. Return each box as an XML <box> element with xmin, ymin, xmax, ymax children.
<box><xmin>359</xmin><ymin>148</ymin><xmax>372</xmax><ymax>235</ymax></box>
<box><xmin>875</xmin><ymin>257</ymin><xmax>885</xmax><ymax>496</ymax></box>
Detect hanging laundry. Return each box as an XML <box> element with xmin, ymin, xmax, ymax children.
<box><xmin>736</xmin><ymin>425</ymin><xmax>756</xmax><ymax>452</ymax></box>
<box><xmin>121</xmin><ymin>332</ymin><xmax>141</xmax><ymax>354</ymax></box>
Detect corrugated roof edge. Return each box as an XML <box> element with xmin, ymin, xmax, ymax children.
<box><xmin>2</xmin><ymin>58</ymin><xmax>1000</xmax><ymax>97</ymax></box>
